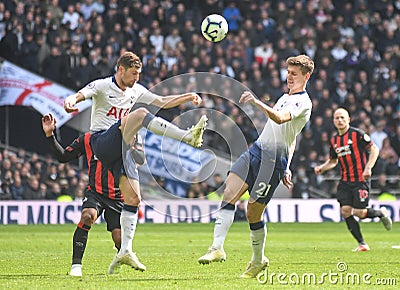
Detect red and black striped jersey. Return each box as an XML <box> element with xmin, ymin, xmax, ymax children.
<box><xmin>329</xmin><ymin>126</ymin><xmax>373</xmax><ymax>182</ymax></box>
<box><xmin>47</xmin><ymin>133</ymin><xmax>123</xmax><ymax>201</ymax></box>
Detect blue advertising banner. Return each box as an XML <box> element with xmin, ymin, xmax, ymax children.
<box><xmin>0</xmin><ymin>199</ymin><xmax>398</xmax><ymax>225</ymax></box>
<box><xmin>140</xmin><ymin>130</ymin><xmax>214</xmax><ymax>183</ymax></box>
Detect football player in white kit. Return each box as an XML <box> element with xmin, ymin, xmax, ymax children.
<box><xmin>64</xmin><ymin>51</ymin><xmax>207</xmax><ymax>273</ymax></box>
<box><xmin>198</xmin><ymin>55</ymin><xmax>314</xmax><ymax>278</ymax></box>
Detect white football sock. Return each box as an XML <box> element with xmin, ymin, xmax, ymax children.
<box><xmin>119</xmin><ymin>209</ymin><xmax>138</xmax><ymax>255</ymax></box>
<box><xmin>146</xmin><ymin>116</ymin><xmax>189</xmax><ymax>141</ymax></box>
<box><xmin>212</xmin><ymin>209</ymin><xmax>235</xmax><ymax>250</ymax></box>
<box><xmin>250</xmin><ymin>225</ymin><xmax>267</xmax><ymax>265</ymax></box>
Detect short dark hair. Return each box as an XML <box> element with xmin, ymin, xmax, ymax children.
<box><xmin>117</xmin><ymin>52</ymin><xmax>142</xmax><ymax>70</ymax></box>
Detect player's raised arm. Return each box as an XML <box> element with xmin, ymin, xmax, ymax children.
<box><xmin>151</xmin><ymin>92</ymin><xmax>202</xmax><ymax>108</ymax></box>
<box><xmin>239</xmin><ymin>91</ymin><xmax>291</xmax><ymax>124</ymax></box>
<box><xmin>42</xmin><ymin>113</ymin><xmax>57</xmax><ymax>137</ymax></box>
<box><xmin>42</xmin><ymin>113</ymin><xmax>82</xmax><ymax>162</ymax></box>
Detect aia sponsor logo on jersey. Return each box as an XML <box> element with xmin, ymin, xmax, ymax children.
<box><xmin>106</xmin><ymin>107</ymin><xmax>130</xmax><ymax>119</ymax></box>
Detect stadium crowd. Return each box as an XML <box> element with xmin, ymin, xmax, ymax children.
<box><xmin>0</xmin><ymin>0</ymin><xmax>399</xmax><ymax>200</ymax></box>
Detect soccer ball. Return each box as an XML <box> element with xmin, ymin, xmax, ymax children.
<box><xmin>201</xmin><ymin>14</ymin><xmax>228</xmax><ymax>43</ymax></box>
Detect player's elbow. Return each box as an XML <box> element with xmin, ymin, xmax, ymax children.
<box><xmin>271</xmin><ymin>112</ymin><xmax>291</xmax><ymax>124</ymax></box>
<box><xmin>371</xmin><ymin>143</ymin><xmax>379</xmax><ymax>154</ymax></box>
<box><xmin>273</xmin><ymin>115</ymin><xmax>287</xmax><ymax>124</ymax></box>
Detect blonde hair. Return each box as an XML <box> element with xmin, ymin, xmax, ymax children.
<box><xmin>117</xmin><ymin>51</ymin><xmax>142</xmax><ymax>70</ymax></box>
<box><xmin>286</xmin><ymin>55</ymin><xmax>314</xmax><ymax>75</ymax></box>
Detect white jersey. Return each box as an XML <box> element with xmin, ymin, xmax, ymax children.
<box><xmin>256</xmin><ymin>91</ymin><xmax>312</xmax><ymax>150</ymax></box>
<box><xmin>79</xmin><ymin>76</ymin><xmax>161</xmax><ymax>132</ymax></box>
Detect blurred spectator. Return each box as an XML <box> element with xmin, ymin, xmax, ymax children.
<box><xmin>81</xmin><ymin>0</ymin><xmax>95</xmax><ymax>21</ymax></box>
<box><xmin>292</xmin><ymin>165</ymin><xmax>310</xmax><ymax>199</ymax></box>
<box><xmin>260</xmin><ymin>9</ymin><xmax>276</xmax><ymax>41</ymax></box>
<box><xmin>0</xmin><ymin>167</ymin><xmax>12</xmax><ymax>200</ymax></box>
<box><xmin>254</xmin><ymin>41</ymin><xmax>273</xmax><ymax>67</ymax></box>
<box><xmin>379</xmin><ymin>138</ymin><xmax>399</xmax><ymax>178</ymax></box>
<box><xmin>36</xmin><ymin>34</ymin><xmax>51</xmax><ymax>73</ymax></box>
<box><xmin>223</xmin><ymin>1</ymin><xmax>242</xmax><ymax>33</ymax></box>
<box><xmin>1</xmin><ymin>158</ymin><xmax>12</xmax><ymax>180</ymax></box>
<box><xmin>164</xmin><ymin>28</ymin><xmax>181</xmax><ymax>51</ymax></box>
<box><xmin>73</xmin><ymin>179</ymin><xmax>87</xmax><ymax>200</ymax></box>
<box><xmin>41</xmin><ymin>46</ymin><xmax>67</xmax><ymax>84</ymax></box>
<box><xmin>0</xmin><ymin>24</ymin><xmax>19</xmax><ymax>62</ymax></box>
<box><xmin>46</xmin><ymin>182</ymin><xmax>62</xmax><ymax>200</ymax></box>
<box><xmin>149</xmin><ymin>27</ymin><xmax>164</xmax><ymax>56</ymax></box>
<box><xmin>187</xmin><ymin>180</ymin><xmax>205</xmax><ymax>199</ymax></box>
<box><xmin>38</xmin><ymin>182</ymin><xmax>48</xmax><ymax>199</ymax></box>
<box><xmin>10</xmin><ymin>175</ymin><xmax>24</xmax><ymax>200</ymax></box>
<box><xmin>207</xmin><ymin>173</ymin><xmax>225</xmax><ymax>201</ymax></box>
<box><xmin>23</xmin><ymin>176</ymin><xmax>43</xmax><ymax>200</ymax></box>
<box><xmin>370</xmin><ymin>120</ymin><xmax>388</xmax><ymax>150</ymax></box>
<box><xmin>47</xmin><ymin>0</ymin><xmax>64</xmax><ymax>28</ymax></box>
<box><xmin>297</xmin><ymin>129</ymin><xmax>315</xmax><ymax>159</ymax></box>
<box><xmin>20</xmin><ymin>32</ymin><xmax>38</xmax><ymax>72</ymax></box>
<box><xmin>62</xmin><ymin>4</ymin><xmax>80</xmax><ymax>31</ymax></box>
<box><xmin>47</xmin><ymin>164</ymin><xmax>58</xmax><ymax>183</ymax></box>
<box><xmin>71</xmin><ymin>56</ymin><xmax>98</xmax><ymax>89</ymax></box>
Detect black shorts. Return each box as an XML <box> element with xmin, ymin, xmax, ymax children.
<box><xmin>90</xmin><ymin>120</ymin><xmax>140</xmax><ymax>180</ymax></box>
<box><xmin>82</xmin><ymin>189</ymin><xmax>123</xmax><ymax>232</ymax></box>
<box><xmin>336</xmin><ymin>181</ymin><xmax>370</xmax><ymax>209</ymax></box>
<box><xmin>90</xmin><ymin>120</ymin><xmax>123</xmax><ymax>168</ymax></box>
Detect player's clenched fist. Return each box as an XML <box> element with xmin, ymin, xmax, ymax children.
<box><xmin>64</xmin><ymin>94</ymin><xmax>79</xmax><ymax>113</ymax></box>
<box><xmin>190</xmin><ymin>93</ymin><xmax>202</xmax><ymax>106</ymax></box>
<box><xmin>239</xmin><ymin>91</ymin><xmax>257</xmax><ymax>105</ymax></box>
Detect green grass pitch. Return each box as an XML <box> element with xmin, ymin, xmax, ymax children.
<box><xmin>0</xmin><ymin>222</ymin><xmax>398</xmax><ymax>289</ymax></box>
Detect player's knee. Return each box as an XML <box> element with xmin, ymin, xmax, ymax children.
<box><xmin>341</xmin><ymin>207</ymin><xmax>352</xmax><ymax>218</ymax></box>
<box><xmin>353</xmin><ymin>209</ymin><xmax>366</xmax><ymax>219</ymax></box>
<box><xmin>124</xmin><ymin>192</ymin><xmax>141</xmax><ymax>205</ymax></box>
<box><xmin>81</xmin><ymin>210</ymin><xmax>96</xmax><ymax>225</ymax></box>
<box><xmin>120</xmin><ymin>177</ymin><xmax>141</xmax><ymax>205</ymax></box>
<box><xmin>222</xmin><ymin>187</ymin><xmax>237</xmax><ymax>204</ymax></box>
<box><xmin>131</xmin><ymin>107</ymin><xmax>149</xmax><ymax>120</ymax></box>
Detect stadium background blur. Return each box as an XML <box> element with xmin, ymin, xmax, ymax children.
<box><xmin>0</xmin><ymin>0</ymin><xmax>399</xmax><ymax>202</ymax></box>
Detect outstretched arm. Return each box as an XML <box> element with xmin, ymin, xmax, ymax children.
<box><xmin>150</xmin><ymin>92</ymin><xmax>202</xmax><ymax>108</ymax></box>
<box><xmin>42</xmin><ymin>113</ymin><xmax>82</xmax><ymax>162</ymax></box>
<box><xmin>239</xmin><ymin>91</ymin><xmax>292</xmax><ymax>124</ymax></box>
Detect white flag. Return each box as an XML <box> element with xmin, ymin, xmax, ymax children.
<box><xmin>0</xmin><ymin>60</ymin><xmax>91</xmax><ymax>126</ymax></box>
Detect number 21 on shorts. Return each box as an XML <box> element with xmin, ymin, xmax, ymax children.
<box><xmin>255</xmin><ymin>182</ymin><xmax>272</xmax><ymax>198</ymax></box>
